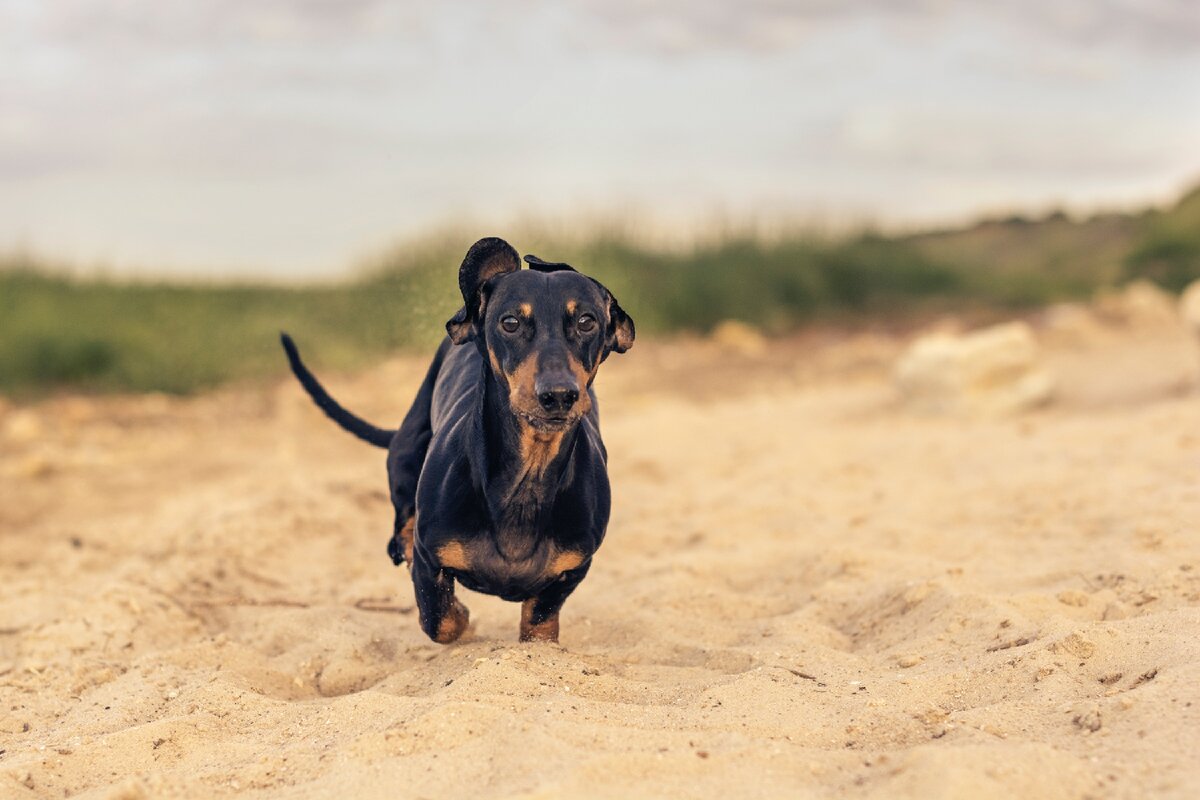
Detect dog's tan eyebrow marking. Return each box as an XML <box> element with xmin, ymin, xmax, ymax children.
<box><xmin>566</xmin><ymin>300</ymin><xmax>578</xmax><ymax>315</ymax></box>
<box><xmin>519</xmin><ymin>302</ymin><xmax>532</xmax><ymax>316</ymax></box>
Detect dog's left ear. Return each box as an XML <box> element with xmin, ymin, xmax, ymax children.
<box><xmin>603</xmin><ymin>291</ymin><xmax>635</xmax><ymax>356</ymax></box>
<box><xmin>446</xmin><ymin>237</ymin><xmax>521</xmax><ymax>344</ymax></box>
<box><xmin>524</xmin><ymin>254</ymin><xmax>634</xmax><ymax>356</ymax></box>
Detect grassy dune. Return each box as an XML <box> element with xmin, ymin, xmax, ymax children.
<box><xmin>2</xmin><ymin>185</ymin><xmax>1197</xmax><ymax>396</ymax></box>
<box><xmin>0</xmin><ymin>268</ymin><xmax>445</xmax><ymax>396</ymax></box>
<box><xmin>0</xmin><ymin>236</ymin><xmax>969</xmax><ymax>397</ymax></box>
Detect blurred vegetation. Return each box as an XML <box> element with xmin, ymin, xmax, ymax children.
<box><xmin>1121</xmin><ymin>184</ymin><xmax>1200</xmax><ymax>292</ymax></box>
<box><xmin>2</xmin><ymin>182</ymin><xmax>1198</xmax><ymax>397</ymax></box>
<box><xmin>0</xmin><ymin>254</ymin><xmax>455</xmax><ymax>397</ymax></box>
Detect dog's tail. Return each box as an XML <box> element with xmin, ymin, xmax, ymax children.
<box><xmin>280</xmin><ymin>333</ymin><xmax>395</xmax><ymax>448</ymax></box>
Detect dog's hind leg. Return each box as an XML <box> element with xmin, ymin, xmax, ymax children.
<box><xmin>386</xmin><ymin>340</ymin><xmax>450</xmax><ymax>566</ymax></box>
<box><xmin>391</xmin><ymin>516</ymin><xmax>415</xmax><ymax>567</ymax></box>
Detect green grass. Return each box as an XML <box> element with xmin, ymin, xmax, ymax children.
<box><xmin>2</xmin><ymin>182</ymin><xmax>1198</xmax><ymax>397</ymax></box>
<box><xmin>0</xmin><ymin>235</ymin><xmax>966</xmax><ymax>397</ymax></box>
<box><xmin>0</xmin><ymin>261</ymin><xmax>457</xmax><ymax>396</ymax></box>
<box><xmin>1122</xmin><ymin>184</ymin><xmax>1200</xmax><ymax>292</ymax></box>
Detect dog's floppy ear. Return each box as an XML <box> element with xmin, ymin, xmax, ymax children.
<box><xmin>446</xmin><ymin>237</ymin><xmax>521</xmax><ymax>344</ymax></box>
<box><xmin>603</xmin><ymin>289</ymin><xmax>635</xmax><ymax>356</ymax></box>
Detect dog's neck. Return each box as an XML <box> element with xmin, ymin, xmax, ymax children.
<box><xmin>476</xmin><ymin>367</ymin><xmax>580</xmax><ymax>558</ymax></box>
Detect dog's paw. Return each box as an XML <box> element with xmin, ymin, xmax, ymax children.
<box><xmin>387</xmin><ymin>535</ymin><xmax>405</xmax><ymax>566</ymax></box>
<box><xmin>519</xmin><ymin>601</ymin><xmax>560</xmax><ymax>643</ymax></box>
<box><xmin>432</xmin><ymin>600</ymin><xmax>470</xmax><ymax>644</ymax></box>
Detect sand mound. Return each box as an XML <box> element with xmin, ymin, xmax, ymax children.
<box><xmin>895</xmin><ymin>322</ymin><xmax>1055</xmax><ymax>416</ymax></box>
<box><xmin>1181</xmin><ymin>280</ymin><xmax>1200</xmax><ymax>337</ymax></box>
<box><xmin>2</xmin><ymin>325</ymin><xmax>1199</xmax><ymax>798</ymax></box>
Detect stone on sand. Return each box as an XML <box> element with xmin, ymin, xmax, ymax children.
<box><xmin>709</xmin><ymin>320</ymin><xmax>768</xmax><ymax>356</ymax></box>
<box><xmin>8</xmin><ymin>453</ymin><xmax>55</xmax><ymax>479</ymax></box>
<box><xmin>895</xmin><ymin>321</ymin><xmax>1055</xmax><ymax>416</ymax></box>
<box><xmin>1094</xmin><ymin>280</ymin><xmax>1179</xmax><ymax>329</ymax></box>
<box><xmin>3</xmin><ymin>409</ymin><xmax>43</xmax><ymax>443</ymax></box>
<box><xmin>1040</xmin><ymin>302</ymin><xmax>1106</xmax><ymax>345</ymax></box>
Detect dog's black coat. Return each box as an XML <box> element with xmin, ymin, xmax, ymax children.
<box><xmin>281</xmin><ymin>238</ymin><xmax>633</xmax><ymax>643</ymax></box>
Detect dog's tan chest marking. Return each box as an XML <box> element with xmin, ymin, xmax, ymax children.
<box><xmin>435</xmin><ymin>539</ymin><xmax>583</xmax><ymax>583</ymax></box>
<box><xmin>516</xmin><ymin>426</ymin><xmax>564</xmax><ymax>478</ymax></box>
<box><xmin>495</xmin><ymin>421</ymin><xmax>566</xmax><ymax>559</ymax></box>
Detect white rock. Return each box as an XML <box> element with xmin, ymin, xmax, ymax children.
<box><xmin>1094</xmin><ymin>280</ymin><xmax>1179</xmax><ymax>329</ymax></box>
<box><xmin>1040</xmin><ymin>303</ymin><xmax>1107</xmax><ymax>345</ymax></box>
<box><xmin>895</xmin><ymin>321</ymin><xmax>1055</xmax><ymax>416</ymax></box>
<box><xmin>709</xmin><ymin>320</ymin><xmax>767</xmax><ymax>356</ymax></box>
<box><xmin>3</xmin><ymin>409</ymin><xmax>43</xmax><ymax>443</ymax></box>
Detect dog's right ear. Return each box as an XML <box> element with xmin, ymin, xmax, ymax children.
<box><xmin>446</xmin><ymin>237</ymin><xmax>521</xmax><ymax>344</ymax></box>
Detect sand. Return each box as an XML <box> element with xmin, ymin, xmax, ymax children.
<box><xmin>2</xmin><ymin>319</ymin><xmax>1199</xmax><ymax>799</ymax></box>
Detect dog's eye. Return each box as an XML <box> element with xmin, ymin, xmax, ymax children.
<box><xmin>500</xmin><ymin>316</ymin><xmax>521</xmax><ymax>333</ymax></box>
<box><xmin>577</xmin><ymin>314</ymin><xmax>597</xmax><ymax>333</ymax></box>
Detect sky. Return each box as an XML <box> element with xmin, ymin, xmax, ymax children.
<box><xmin>2</xmin><ymin>0</ymin><xmax>1199</xmax><ymax>278</ymax></box>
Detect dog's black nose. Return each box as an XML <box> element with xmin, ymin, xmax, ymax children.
<box><xmin>537</xmin><ymin>386</ymin><xmax>579</xmax><ymax>414</ymax></box>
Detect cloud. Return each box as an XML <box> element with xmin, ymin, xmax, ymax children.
<box><xmin>572</xmin><ymin>0</ymin><xmax>1200</xmax><ymax>54</ymax></box>
<box><xmin>834</xmin><ymin>106</ymin><xmax>1194</xmax><ymax>176</ymax></box>
<box><xmin>23</xmin><ymin>0</ymin><xmax>424</xmax><ymax>49</ymax></box>
<box><xmin>7</xmin><ymin>1</ymin><xmax>1198</xmax><ymax>58</ymax></box>
<box><xmin>1</xmin><ymin>0</ymin><xmax>1197</xmax><ymax>272</ymax></box>
<box><xmin>1003</xmin><ymin>0</ymin><xmax>1200</xmax><ymax>51</ymax></box>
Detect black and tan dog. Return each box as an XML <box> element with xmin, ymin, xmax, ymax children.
<box><xmin>280</xmin><ymin>238</ymin><xmax>634</xmax><ymax>644</ymax></box>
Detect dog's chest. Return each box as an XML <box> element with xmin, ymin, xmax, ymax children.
<box><xmin>435</xmin><ymin>538</ymin><xmax>584</xmax><ymax>601</ymax></box>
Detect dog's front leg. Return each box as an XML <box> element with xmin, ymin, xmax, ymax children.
<box><xmin>520</xmin><ymin>563</ymin><xmax>591</xmax><ymax>643</ymax></box>
<box><xmin>412</xmin><ymin>549</ymin><xmax>469</xmax><ymax>644</ymax></box>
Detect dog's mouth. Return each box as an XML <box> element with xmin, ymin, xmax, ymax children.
<box><xmin>518</xmin><ymin>410</ymin><xmax>578</xmax><ymax>432</ymax></box>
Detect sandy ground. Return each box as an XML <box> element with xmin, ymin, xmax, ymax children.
<box><xmin>2</xmin><ymin>317</ymin><xmax>1199</xmax><ymax>799</ymax></box>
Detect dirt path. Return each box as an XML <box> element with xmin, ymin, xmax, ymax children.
<box><xmin>2</xmin><ymin>324</ymin><xmax>1199</xmax><ymax>799</ymax></box>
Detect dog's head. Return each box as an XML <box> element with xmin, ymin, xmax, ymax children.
<box><xmin>446</xmin><ymin>237</ymin><xmax>634</xmax><ymax>431</ymax></box>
